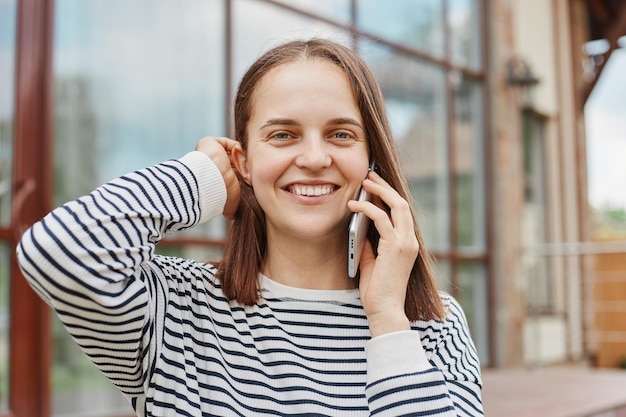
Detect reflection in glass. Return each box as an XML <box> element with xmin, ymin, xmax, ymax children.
<box><xmin>0</xmin><ymin>244</ymin><xmax>8</xmax><ymax>412</ymax></box>
<box><xmin>54</xmin><ymin>0</ymin><xmax>228</xmax><ymax>242</ymax></box>
<box><xmin>449</xmin><ymin>0</ymin><xmax>482</xmax><ymax>70</ymax></box>
<box><xmin>457</xmin><ymin>261</ymin><xmax>489</xmax><ymax>364</ymax></box>
<box><xmin>55</xmin><ymin>0</ymin><xmax>226</xmax><ymax>183</ymax></box>
<box><xmin>270</xmin><ymin>0</ymin><xmax>351</xmax><ymax>23</ymax></box>
<box><xmin>361</xmin><ymin>43</ymin><xmax>450</xmax><ymax>251</ymax></box>
<box><xmin>52</xmin><ymin>0</ymin><xmax>226</xmax><ymax>414</ymax></box>
<box><xmin>233</xmin><ymin>0</ymin><xmax>350</xmax><ymax>96</ymax></box>
<box><xmin>52</xmin><ymin>315</ymin><xmax>131</xmax><ymax>415</ymax></box>
<box><xmin>454</xmin><ymin>76</ymin><xmax>485</xmax><ymax>251</ymax></box>
<box><xmin>0</xmin><ymin>0</ymin><xmax>17</xmax><ymax>227</ymax></box>
<box><xmin>357</xmin><ymin>0</ymin><xmax>443</xmax><ymax>59</ymax></box>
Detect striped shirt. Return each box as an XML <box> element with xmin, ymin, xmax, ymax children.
<box><xmin>17</xmin><ymin>151</ymin><xmax>483</xmax><ymax>416</ymax></box>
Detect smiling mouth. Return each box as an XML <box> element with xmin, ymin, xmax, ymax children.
<box><xmin>287</xmin><ymin>184</ymin><xmax>336</xmax><ymax>197</ymax></box>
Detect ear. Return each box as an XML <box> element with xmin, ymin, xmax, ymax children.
<box><xmin>231</xmin><ymin>143</ymin><xmax>252</xmax><ymax>185</ymax></box>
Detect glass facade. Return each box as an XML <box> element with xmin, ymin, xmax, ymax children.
<box><xmin>458</xmin><ymin>261</ymin><xmax>489</xmax><ymax>363</ymax></box>
<box><xmin>5</xmin><ymin>1</ymin><xmax>488</xmax><ymax>415</ymax></box>
<box><xmin>357</xmin><ymin>0</ymin><xmax>444</xmax><ymax>58</ymax></box>
<box><xmin>53</xmin><ymin>0</ymin><xmax>228</xmax><ymax>241</ymax></box>
<box><xmin>52</xmin><ymin>0</ymin><xmax>229</xmax><ymax>414</ymax></box>
<box><xmin>454</xmin><ymin>76</ymin><xmax>485</xmax><ymax>251</ymax></box>
<box><xmin>360</xmin><ymin>42</ymin><xmax>452</xmax><ymax>251</ymax></box>
<box><xmin>271</xmin><ymin>0</ymin><xmax>351</xmax><ymax>23</ymax></box>
<box><xmin>451</xmin><ymin>76</ymin><xmax>487</xmax><ymax>363</ymax></box>
<box><xmin>449</xmin><ymin>0</ymin><xmax>482</xmax><ymax>69</ymax></box>
<box><xmin>232</xmin><ymin>0</ymin><xmax>350</xmax><ymax>96</ymax></box>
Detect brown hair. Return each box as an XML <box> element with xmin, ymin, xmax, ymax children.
<box><xmin>215</xmin><ymin>38</ymin><xmax>445</xmax><ymax>321</ymax></box>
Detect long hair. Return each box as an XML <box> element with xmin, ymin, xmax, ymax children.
<box><xmin>215</xmin><ymin>38</ymin><xmax>445</xmax><ymax>321</ymax></box>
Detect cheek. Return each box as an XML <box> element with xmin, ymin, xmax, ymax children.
<box><xmin>344</xmin><ymin>154</ymin><xmax>370</xmax><ymax>180</ymax></box>
<box><xmin>347</xmin><ymin>157</ymin><xmax>371</xmax><ymax>194</ymax></box>
<box><xmin>249</xmin><ymin>156</ymin><xmax>284</xmax><ymax>185</ymax></box>
<box><xmin>249</xmin><ymin>168</ymin><xmax>283</xmax><ymax>214</ymax></box>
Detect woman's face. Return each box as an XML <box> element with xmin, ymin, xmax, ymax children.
<box><xmin>236</xmin><ymin>58</ymin><xmax>370</xmax><ymax>243</ymax></box>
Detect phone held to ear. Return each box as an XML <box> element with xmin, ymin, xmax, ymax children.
<box><xmin>348</xmin><ymin>161</ymin><xmax>376</xmax><ymax>278</ymax></box>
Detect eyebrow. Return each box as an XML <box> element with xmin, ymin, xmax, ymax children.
<box><xmin>260</xmin><ymin>118</ymin><xmax>299</xmax><ymax>129</ymax></box>
<box><xmin>327</xmin><ymin>117</ymin><xmax>364</xmax><ymax>130</ymax></box>
<box><xmin>260</xmin><ymin>117</ymin><xmax>364</xmax><ymax>130</ymax></box>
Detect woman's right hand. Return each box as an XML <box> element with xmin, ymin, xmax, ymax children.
<box><xmin>195</xmin><ymin>136</ymin><xmax>242</xmax><ymax>219</ymax></box>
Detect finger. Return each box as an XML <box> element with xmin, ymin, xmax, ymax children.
<box><xmin>361</xmin><ymin>174</ymin><xmax>413</xmax><ymax>233</ymax></box>
<box><xmin>195</xmin><ymin>136</ymin><xmax>238</xmax><ymax>155</ymax></box>
<box><xmin>213</xmin><ymin>136</ymin><xmax>240</xmax><ymax>153</ymax></box>
<box><xmin>348</xmin><ymin>198</ymin><xmax>395</xmax><ymax>237</ymax></box>
<box><xmin>359</xmin><ymin>237</ymin><xmax>376</xmax><ymax>274</ymax></box>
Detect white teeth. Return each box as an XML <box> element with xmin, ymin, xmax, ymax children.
<box><xmin>292</xmin><ymin>185</ymin><xmax>333</xmax><ymax>196</ymax></box>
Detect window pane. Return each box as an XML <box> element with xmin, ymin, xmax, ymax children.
<box><xmin>457</xmin><ymin>261</ymin><xmax>489</xmax><ymax>364</ymax></box>
<box><xmin>52</xmin><ymin>0</ymin><xmax>226</xmax><ymax>414</ymax></box>
<box><xmin>357</xmin><ymin>0</ymin><xmax>444</xmax><ymax>59</ymax></box>
<box><xmin>0</xmin><ymin>243</ymin><xmax>9</xmax><ymax>412</ymax></box>
<box><xmin>522</xmin><ymin>113</ymin><xmax>550</xmax><ymax>311</ymax></box>
<box><xmin>233</xmin><ymin>0</ymin><xmax>351</xmax><ymax>95</ymax></box>
<box><xmin>454</xmin><ymin>76</ymin><xmax>485</xmax><ymax>250</ymax></box>
<box><xmin>361</xmin><ymin>43</ymin><xmax>450</xmax><ymax>250</ymax></box>
<box><xmin>448</xmin><ymin>0</ymin><xmax>482</xmax><ymax>70</ymax></box>
<box><xmin>54</xmin><ymin>0</ymin><xmax>227</xmax><ymax>242</ymax></box>
<box><xmin>270</xmin><ymin>0</ymin><xmax>352</xmax><ymax>23</ymax></box>
<box><xmin>52</xmin><ymin>315</ymin><xmax>131</xmax><ymax>416</ymax></box>
<box><xmin>0</xmin><ymin>0</ymin><xmax>17</xmax><ymax>227</ymax></box>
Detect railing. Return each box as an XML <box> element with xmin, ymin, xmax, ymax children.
<box><xmin>524</xmin><ymin>240</ymin><xmax>626</xmax><ymax>368</ymax></box>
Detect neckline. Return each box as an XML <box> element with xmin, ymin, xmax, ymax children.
<box><xmin>260</xmin><ymin>274</ymin><xmax>360</xmax><ymax>302</ymax></box>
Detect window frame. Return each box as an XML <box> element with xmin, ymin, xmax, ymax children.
<box><xmin>6</xmin><ymin>0</ymin><xmax>55</xmax><ymax>416</ymax></box>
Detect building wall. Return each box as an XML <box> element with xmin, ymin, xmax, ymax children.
<box><xmin>489</xmin><ymin>0</ymin><xmax>589</xmax><ymax>366</ymax></box>
<box><xmin>487</xmin><ymin>0</ymin><xmax>526</xmax><ymax>367</ymax></box>
<box><xmin>512</xmin><ymin>0</ymin><xmax>559</xmax><ymax>115</ymax></box>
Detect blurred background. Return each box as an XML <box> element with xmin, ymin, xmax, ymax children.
<box><xmin>1</xmin><ymin>0</ymin><xmax>625</xmax><ymax>416</ymax></box>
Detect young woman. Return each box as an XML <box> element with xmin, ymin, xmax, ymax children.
<box><xmin>17</xmin><ymin>39</ymin><xmax>483</xmax><ymax>416</ymax></box>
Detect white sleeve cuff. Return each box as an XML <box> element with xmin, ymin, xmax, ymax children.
<box><xmin>365</xmin><ymin>330</ymin><xmax>432</xmax><ymax>384</ymax></box>
<box><xmin>179</xmin><ymin>151</ymin><xmax>227</xmax><ymax>224</ymax></box>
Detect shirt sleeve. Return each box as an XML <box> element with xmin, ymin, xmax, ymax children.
<box><xmin>364</xmin><ymin>296</ymin><xmax>484</xmax><ymax>416</ymax></box>
<box><xmin>15</xmin><ymin>151</ymin><xmax>227</xmax><ymax>396</ymax></box>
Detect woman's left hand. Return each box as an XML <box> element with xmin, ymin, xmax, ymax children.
<box><xmin>347</xmin><ymin>171</ymin><xmax>417</xmax><ymax>337</ymax></box>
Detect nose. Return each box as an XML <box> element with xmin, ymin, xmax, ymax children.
<box><xmin>295</xmin><ymin>135</ymin><xmax>332</xmax><ymax>170</ymax></box>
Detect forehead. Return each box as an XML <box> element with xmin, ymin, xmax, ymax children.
<box><xmin>255</xmin><ymin>57</ymin><xmax>354</xmax><ymax>98</ymax></box>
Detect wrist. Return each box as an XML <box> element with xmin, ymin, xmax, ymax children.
<box><xmin>367</xmin><ymin>310</ymin><xmax>410</xmax><ymax>338</ymax></box>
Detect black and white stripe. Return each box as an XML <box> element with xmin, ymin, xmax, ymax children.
<box><xmin>17</xmin><ymin>152</ymin><xmax>483</xmax><ymax>416</ymax></box>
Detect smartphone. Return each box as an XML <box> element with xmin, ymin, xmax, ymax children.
<box><xmin>348</xmin><ymin>161</ymin><xmax>375</xmax><ymax>278</ymax></box>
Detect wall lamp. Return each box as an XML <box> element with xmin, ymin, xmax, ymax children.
<box><xmin>507</xmin><ymin>56</ymin><xmax>541</xmax><ymax>109</ymax></box>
